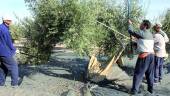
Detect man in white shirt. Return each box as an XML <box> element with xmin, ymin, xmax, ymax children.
<box><xmin>129</xmin><ymin>20</ymin><xmax>154</xmax><ymax>95</ymax></box>
<box><xmin>153</xmin><ymin>23</ymin><xmax>169</xmax><ymax>83</ymax></box>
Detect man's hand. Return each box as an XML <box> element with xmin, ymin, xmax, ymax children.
<box><xmin>128</xmin><ymin>19</ymin><xmax>132</xmax><ymax>25</ymax></box>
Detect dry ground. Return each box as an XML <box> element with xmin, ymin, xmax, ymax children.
<box><xmin>0</xmin><ymin>46</ymin><xmax>170</xmax><ymax>96</ymax></box>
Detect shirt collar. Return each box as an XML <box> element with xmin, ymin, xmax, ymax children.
<box><xmin>2</xmin><ymin>23</ymin><xmax>9</xmax><ymax>29</ymax></box>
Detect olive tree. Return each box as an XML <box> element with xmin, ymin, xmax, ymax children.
<box><xmin>18</xmin><ymin>0</ymin><xmax>142</xmax><ymax>64</ymax></box>
<box><xmin>162</xmin><ymin>10</ymin><xmax>170</xmax><ymax>53</ymax></box>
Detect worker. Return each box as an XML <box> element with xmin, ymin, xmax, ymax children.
<box><xmin>128</xmin><ymin>20</ymin><xmax>154</xmax><ymax>95</ymax></box>
<box><xmin>0</xmin><ymin>15</ymin><xmax>19</xmax><ymax>86</ymax></box>
<box><xmin>153</xmin><ymin>23</ymin><xmax>169</xmax><ymax>83</ymax></box>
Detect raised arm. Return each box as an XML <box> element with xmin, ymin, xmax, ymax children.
<box><xmin>128</xmin><ymin>20</ymin><xmax>143</xmax><ymax>39</ymax></box>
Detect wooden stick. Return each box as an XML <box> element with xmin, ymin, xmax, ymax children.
<box><xmin>100</xmin><ymin>48</ymin><xmax>125</xmax><ymax>76</ymax></box>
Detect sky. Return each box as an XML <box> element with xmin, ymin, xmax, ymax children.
<box><xmin>140</xmin><ymin>0</ymin><xmax>170</xmax><ymax>22</ymax></box>
<box><xmin>0</xmin><ymin>0</ymin><xmax>30</xmax><ymax>23</ymax></box>
<box><xmin>0</xmin><ymin>0</ymin><xmax>170</xmax><ymax>23</ymax></box>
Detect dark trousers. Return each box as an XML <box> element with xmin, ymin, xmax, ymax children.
<box><xmin>0</xmin><ymin>56</ymin><xmax>19</xmax><ymax>86</ymax></box>
<box><xmin>154</xmin><ymin>56</ymin><xmax>164</xmax><ymax>82</ymax></box>
<box><xmin>131</xmin><ymin>54</ymin><xmax>154</xmax><ymax>93</ymax></box>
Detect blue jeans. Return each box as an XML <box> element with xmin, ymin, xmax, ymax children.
<box><xmin>0</xmin><ymin>56</ymin><xmax>19</xmax><ymax>86</ymax></box>
<box><xmin>154</xmin><ymin>56</ymin><xmax>164</xmax><ymax>82</ymax></box>
<box><xmin>131</xmin><ymin>54</ymin><xmax>154</xmax><ymax>93</ymax></box>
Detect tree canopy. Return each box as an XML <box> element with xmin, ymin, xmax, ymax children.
<box><xmin>16</xmin><ymin>0</ymin><xmax>143</xmax><ymax>64</ymax></box>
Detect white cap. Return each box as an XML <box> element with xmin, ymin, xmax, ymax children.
<box><xmin>2</xmin><ymin>14</ymin><xmax>12</xmax><ymax>21</ymax></box>
<box><xmin>155</xmin><ymin>22</ymin><xmax>162</xmax><ymax>27</ymax></box>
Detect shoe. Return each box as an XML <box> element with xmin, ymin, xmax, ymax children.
<box><xmin>18</xmin><ymin>77</ymin><xmax>23</xmax><ymax>86</ymax></box>
<box><xmin>148</xmin><ymin>89</ymin><xmax>153</xmax><ymax>94</ymax></box>
<box><xmin>159</xmin><ymin>79</ymin><xmax>162</xmax><ymax>83</ymax></box>
<box><xmin>129</xmin><ymin>91</ymin><xmax>138</xmax><ymax>96</ymax></box>
<box><xmin>0</xmin><ymin>83</ymin><xmax>5</xmax><ymax>86</ymax></box>
<box><xmin>11</xmin><ymin>85</ymin><xmax>19</xmax><ymax>88</ymax></box>
<box><xmin>0</xmin><ymin>85</ymin><xmax>6</xmax><ymax>88</ymax></box>
<box><xmin>154</xmin><ymin>80</ymin><xmax>160</xmax><ymax>84</ymax></box>
<box><xmin>154</xmin><ymin>79</ymin><xmax>158</xmax><ymax>83</ymax></box>
<box><xmin>144</xmin><ymin>91</ymin><xmax>155</xmax><ymax>96</ymax></box>
<box><xmin>154</xmin><ymin>82</ymin><xmax>160</xmax><ymax>86</ymax></box>
<box><xmin>142</xmin><ymin>79</ymin><xmax>147</xmax><ymax>83</ymax></box>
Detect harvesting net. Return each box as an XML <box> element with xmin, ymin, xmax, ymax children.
<box><xmin>87</xmin><ymin>21</ymin><xmax>131</xmax><ymax>82</ymax></box>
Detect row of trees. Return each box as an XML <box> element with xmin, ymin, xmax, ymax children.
<box><xmin>10</xmin><ymin>0</ymin><xmax>170</xmax><ymax>64</ymax></box>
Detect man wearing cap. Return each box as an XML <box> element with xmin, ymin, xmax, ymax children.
<box><xmin>153</xmin><ymin>23</ymin><xmax>169</xmax><ymax>84</ymax></box>
<box><xmin>0</xmin><ymin>15</ymin><xmax>19</xmax><ymax>86</ymax></box>
<box><xmin>154</xmin><ymin>23</ymin><xmax>169</xmax><ymax>43</ymax></box>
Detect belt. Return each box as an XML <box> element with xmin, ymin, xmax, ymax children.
<box><xmin>138</xmin><ymin>52</ymin><xmax>153</xmax><ymax>59</ymax></box>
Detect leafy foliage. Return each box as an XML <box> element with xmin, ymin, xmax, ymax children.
<box><xmin>63</xmin><ymin>0</ymin><xmax>143</xmax><ymax>57</ymax></box>
<box><xmin>19</xmin><ymin>0</ymin><xmax>143</xmax><ymax>64</ymax></box>
<box><xmin>162</xmin><ymin>10</ymin><xmax>170</xmax><ymax>53</ymax></box>
<box><xmin>162</xmin><ymin>10</ymin><xmax>170</xmax><ymax>37</ymax></box>
<box><xmin>10</xmin><ymin>23</ymin><xmax>24</xmax><ymax>41</ymax></box>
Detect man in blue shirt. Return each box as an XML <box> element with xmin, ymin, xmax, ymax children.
<box><xmin>0</xmin><ymin>15</ymin><xmax>19</xmax><ymax>86</ymax></box>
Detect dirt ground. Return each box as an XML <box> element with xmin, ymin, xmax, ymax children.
<box><xmin>1</xmin><ymin>47</ymin><xmax>170</xmax><ymax>96</ymax></box>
